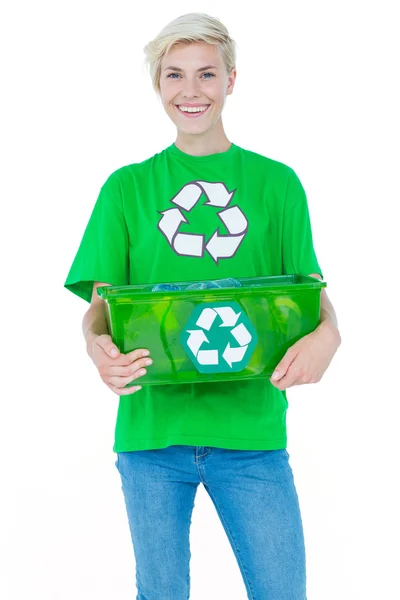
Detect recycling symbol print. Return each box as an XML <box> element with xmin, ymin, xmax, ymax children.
<box><xmin>157</xmin><ymin>181</ymin><xmax>248</xmax><ymax>263</ymax></box>
<box><xmin>180</xmin><ymin>301</ymin><xmax>258</xmax><ymax>374</ymax></box>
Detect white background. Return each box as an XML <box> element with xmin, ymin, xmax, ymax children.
<box><xmin>1</xmin><ymin>1</ymin><xmax>399</xmax><ymax>598</ymax></box>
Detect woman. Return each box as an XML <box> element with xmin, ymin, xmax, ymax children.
<box><xmin>64</xmin><ymin>12</ymin><xmax>341</xmax><ymax>600</ymax></box>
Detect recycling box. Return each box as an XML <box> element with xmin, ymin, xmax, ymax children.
<box><xmin>97</xmin><ymin>275</ymin><xmax>326</xmax><ymax>387</ymax></box>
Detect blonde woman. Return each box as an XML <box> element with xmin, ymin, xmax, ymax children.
<box><xmin>64</xmin><ymin>12</ymin><xmax>341</xmax><ymax>600</ymax></box>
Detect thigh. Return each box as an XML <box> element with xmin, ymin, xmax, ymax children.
<box><xmin>202</xmin><ymin>448</ymin><xmax>307</xmax><ymax>600</ymax></box>
<box><xmin>116</xmin><ymin>447</ymin><xmax>200</xmax><ymax>600</ymax></box>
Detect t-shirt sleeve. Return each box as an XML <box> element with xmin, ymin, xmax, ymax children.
<box><xmin>282</xmin><ymin>167</ymin><xmax>324</xmax><ymax>279</ymax></box>
<box><xmin>64</xmin><ymin>172</ymin><xmax>129</xmax><ymax>303</ymax></box>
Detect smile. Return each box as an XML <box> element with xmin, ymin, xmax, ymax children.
<box><xmin>175</xmin><ymin>105</ymin><xmax>211</xmax><ymax>118</ymax></box>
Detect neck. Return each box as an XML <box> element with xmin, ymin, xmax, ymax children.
<box><xmin>174</xmin><ymin>122</ymin><xmax>231</xmax><ymax>157</ymax></box>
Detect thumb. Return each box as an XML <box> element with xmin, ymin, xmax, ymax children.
<box><xmin>271</xmin><ymin>350</ymin><xmax>294</xmax><ymax>381</ymax></box>
<box><xmin>96</xmin><ymin>334</ymin><xmax>120</xmax><ymax>358</ymax></box>
<box><xmin>271</xmin><ymin>369</ymin><xmax>284</xmax><ymax>381</ymax></box>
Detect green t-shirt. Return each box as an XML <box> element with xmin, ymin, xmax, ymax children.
<box><xmin>64</xmin><ymin>142</ymin><xmax>323</xmax><ymax>452</ymax></box>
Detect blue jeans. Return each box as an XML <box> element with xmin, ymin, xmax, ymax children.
<box><xmin>115</xmin><ymin>446</ymin><xmax>307</xmax><ymax>600</ymax></box>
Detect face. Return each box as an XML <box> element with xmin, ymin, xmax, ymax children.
<box><xmin>159</xmin><ymin>41</ymin><xmax>236</xmax><ymax>136</ymax></box>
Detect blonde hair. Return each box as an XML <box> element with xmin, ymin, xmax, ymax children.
<box><xmin>143</xmin><ymin>13</ymin><xmax>237</xmax><ymax>95</ymax></box>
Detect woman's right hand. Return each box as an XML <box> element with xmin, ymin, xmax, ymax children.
<box><xmin>88</xmin><ymin>333</ymin><xmax>152</xmax><ymax>395</ymax></box>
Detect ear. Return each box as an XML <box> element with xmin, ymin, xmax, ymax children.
<box><xmin>227</xmin><ymin>67</ymin><xmax>237</xmax><ymax>95</ymax></box>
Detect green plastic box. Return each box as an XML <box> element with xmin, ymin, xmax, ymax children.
<box><xmin>97</xmin><ymin>274</ymin><xmax>326</xmax><ymax>387</ymax></box>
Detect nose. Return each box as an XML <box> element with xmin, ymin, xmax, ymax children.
<box><xmin>181</xmin><ymin>76</ymin><xmax>201</xmax><ymax>98</ymax></box>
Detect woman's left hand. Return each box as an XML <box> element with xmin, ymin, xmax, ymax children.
<box><xmin>269</xmin><ymin>322</ymin><xmax>341</xmax><ymax>391</ymax></box>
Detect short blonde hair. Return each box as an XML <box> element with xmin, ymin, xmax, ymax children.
<box><xmin>143</xmin><ymin>13</ymin><xmax>237</xmax><ymax>95</ymax></box>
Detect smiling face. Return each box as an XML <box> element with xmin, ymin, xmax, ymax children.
<box><xmin>159</xmin><ymin>41</ymin><xmax>236</xmax><ymax>138</ymax></box>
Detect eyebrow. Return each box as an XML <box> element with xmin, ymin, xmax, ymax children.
<box><xmin>163</xmin><ymin>65</ymin><xmax>218</xmax><ymax>72</ymax></box>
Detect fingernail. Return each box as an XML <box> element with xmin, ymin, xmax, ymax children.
<box><xmin>272</xmin><ymin>371</ymin><xmax>280</xmax><ymax>380</ymax></box>
<box><xmin>111</xmin><ymin>349</ymin><xmax>118</xmax><ymax>357</ymax></box>
<box><xmin>142</xmin><ymin>350</ymin><xmax>150</xmax><ymax>357</ymax></box>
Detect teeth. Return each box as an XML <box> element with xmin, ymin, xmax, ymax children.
<box><xmin>178</xmin><ymin>105</ymin><xmax>208</xmax><ymax>113</ymax></box>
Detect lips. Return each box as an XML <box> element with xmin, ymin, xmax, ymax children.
<box><xmin>175</xmin><ymin>104</ymin><xmax>211</xmax><ymax>108</ymax></box>
<box><xmin>175</xmin><ymin>104</ymin><xmax>211</xmax><ymax>118</ymax></box>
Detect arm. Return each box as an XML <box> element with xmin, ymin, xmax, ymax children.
<box><xmin>308</xmin><ymin>273</ymin><xmax>341</xmax><ymax>346</ymax></box>
<box><xmin>270</xmin><ymin>273</ymin><xmax>341</xmax><ymax>389</ymax></box>
<box><xmin>82</xmin><ymin>282</ymin><xmax>113</xmax><ymax>359</ymax></box>
<box><xmin>81</xmin><ymin>283</ymin><xmax>150</xmax><ymax>393</ymax></box>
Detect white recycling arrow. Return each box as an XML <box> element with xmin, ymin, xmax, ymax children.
<box><xmin>230</xmin><ymin>322</ymin><xmax>252</xmax><ymax>346</ymax></box>
<box><xmin>214</xmin><ymin>306</ymin><xmax>241</xmax><ymax>327</ymax></box>
<box><xmin>196</xmin><ymin>307</ymin><xmax>218</xmax><ymax>331</ymax></box>
<box><xmin>173</xmin><ymin>232</ymin><xmax>204</xmax><ymax>257</ymax></box>
<box><xmin>186</xmin><ymin>329</ymin><xmax>209</xmax><ymax>356</ymax></box>
<box><xmin>222</xmin><ymin>343</ymin><xmax>249</xmax><ymax>368</ymax></box>
<box><xmin>158</xmin><ymin>208</ymin><xmax>188</xmax><ymax>243</ymax></box>
<box><xmin>198</xmin><ymin>349</ymin><xmax>219</xmax><ymax>365</ymax></box>
<box><xmin>206</xmin><ymin>232</ymin><xmax>246</xmax><ymax>262</ymax></box>
<box><xmin>218</xmin><ymin>205</ymin><xmax>248</xmax><ymax>234</ymax></box>
<box><xmin>171</xmin><ymin>183</ymin><xmax>203</xmax><ymax>211</ymax></box>
<box><xmin>198</xmin><ymin>181</ymin><xmax>235</xmax><ymax>207</ymax></box>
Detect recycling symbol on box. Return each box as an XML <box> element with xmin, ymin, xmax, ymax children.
<box><xmin>180</xmin><ymin>301</ymin><xmax>258</xmax><ymax>374</ymax></box>
<box><xmin>157</xmin><ymin>181</ymin><xmax>248</xmax><ymax>263</ymax></box>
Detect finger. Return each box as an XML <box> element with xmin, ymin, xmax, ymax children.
<box><xmin>270</xmin><ymin>347</ymin><xmax>299</xmax><ymax>382</ymax></box>
<box><xmin>273</xmin><ymin>369</ymin><xmax>300</xmax><ymax>391</ymax></box>
<box><xmin>95</xmin><ymin>335</ymin><xmax>121</xmax><ymax>358</ymax></box>
<box><xmin>108</xmin><ymin>367</ymin><xmax>147</xmax><ymax>388</ymax></box>
<box><xmin>108</xmin><ymin>356</ymin><xmax>153</xmax><ymax>377</ymax></box>
<box><xmin>112</xmin><ymin>348</ymin><xmax>151</xmax><ymax>366</ymax></box>
<box><xmin>126</xmin><ymin>348</ymin><xmax>150</xmax><ymax>359</ymax></box>
<box><xmin>108</xmin><ymin>382</ymin><xmax>143</xmax><ymax>396</ymax></box>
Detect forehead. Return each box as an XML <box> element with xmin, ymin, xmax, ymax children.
<box><xmin>162</xmin><ymin>41</ymin><xmax>221</xmax><ymax>69</ymax></box>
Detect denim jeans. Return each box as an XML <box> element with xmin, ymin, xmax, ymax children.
<box><xmin>115</xmin><ymin>446</ymin><xmax>307</xmax><ymax>600</ymax></box>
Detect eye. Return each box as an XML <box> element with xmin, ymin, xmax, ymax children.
<box><xmin>166</xmin><ymin>72</ymin><xmax>215</xmax><ymax>79</ymax></box>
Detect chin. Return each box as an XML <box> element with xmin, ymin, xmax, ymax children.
<box><xmin>179</xmin><ymin>122</ymin><xmax>210</xmax><ymax>132</ymax></box>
